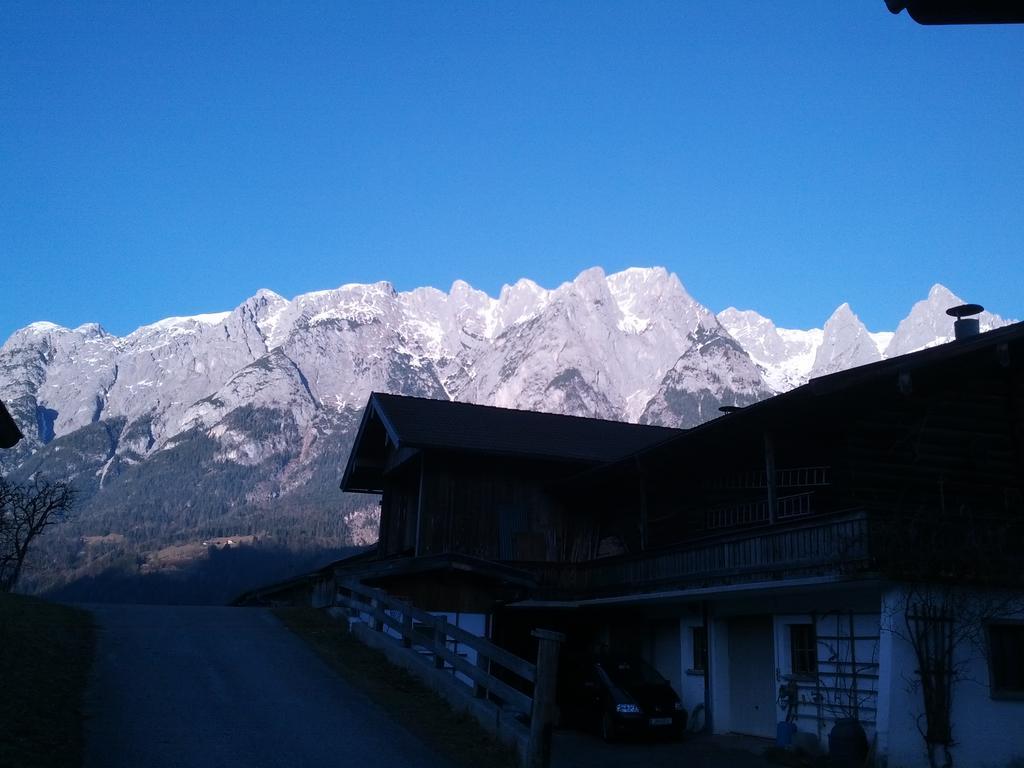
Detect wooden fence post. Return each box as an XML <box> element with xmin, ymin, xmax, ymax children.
<box><xmin>402</xmin><ymin>608</ymin><xmax>413</xmax><ymax>648</ymax></box>
<box><xmin>433</xmin><ymin>616</ymin><xmax>448</xmax><ymax>670</ymax></box>
<box><xmin>372</xmin><ymin>597</ymin><xmax>384</xmax><ymax>632</ymax></box>
<box><xmin>474</xmin><ymin>652</ymin><xmax>490</xmax><ymax>698</ymax></box>
<box><xmin>528</xmin><ymin>629</ymin><xmax>565</xmax><ymax>768</ymax></box>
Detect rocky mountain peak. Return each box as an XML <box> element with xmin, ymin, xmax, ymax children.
<box><xmin>717</xmin><ymin>307</ymin><xmax>786</xmax><ymax>363</ymax></box>
<box><xmin>565</xmin><ymin>266</ymin><xmax>611</xmax><ymax>303</ymax></box>
<box><xmin>810</xmin><ymin>303</ymin><xmax>880</xmax><ymax>379</ymax></box>
<box><xmin>231</xmin><ymin>290</ymin><xmax>289</xmax><ymax>348</ymax></box>
<box><xmin>252</xmin><ymin>288</ymin><xmax>285</xmax><ymax>301</ymax></box>
<box><xmin>495</xmin><ymin>278</ymin><xmax>549</xmax><ymax>329</ymax></box>
<box><xmin>829</xmin><ymin>302</ymin><xmax>857</xmax><ymax>321</ymax></box>
<box><xmin>2</xmin><ymin>321</ymin><xmax>73</xmax><ymax>353</ymax></box>
<box><xmin>928</xmin><ymin>283</ymin><xmax>957</xmax><ymax>302</ymax></box>
<box><xmin>73</xmin><ymin>322</ymin><xmax>108</xmax><ymax>339</ymax></box>
<box><xmin>448</xmin><ymin>279</ymin><xmax>493</xmax><ymax>308</ymax></box>
<box><xmin>607</xmin><ymin>266</ymin><xmax>689</xmax><ymax>335</ymax></box>
<box><xmin>639</xmin><ymin>325</ymin><xmax>772</xmax><ymax>428</ymax></box>
<box><xmin>885</xmin><ymin>283</ymin><xmax>1009</xmax><ymax>358</ymax></box>
<box><xmin>885</xmin><ymin>284</ymin><xmax>962</xmax><ymax>358</ymax></box>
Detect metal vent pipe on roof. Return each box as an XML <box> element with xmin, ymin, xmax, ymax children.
<box><xmin>946</xmin><ymin>303</ymin><xmax>984</xmax><ymax>340</ymax></box>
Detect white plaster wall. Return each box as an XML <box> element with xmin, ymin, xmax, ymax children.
<box><xmin>771</xmin><ymin>612</ymin><xmax>881</xmax><ymax>749</ymax></box>
<box><xmin>679</xmin><ymin>615</ymin><xmax>709</xmax><ymax>728</ymax></box>
<box><xmin>702</xmin><ymin>589</ymin><xmax>881</xmax><ymax>745</ymax></box>
<box><xmin>434</xmin><ymin>611</ymin><xmax>487</xmax><ymax>687</ymax></box>
<box><xmin>880</xmin><ymin>586</ymin><xmax>1024</xmax><ymax>768</ymax></box>
<box><xmin>948</xmin><ymin>644</ymin><xmax>1024</xmax><ymax>768</ymax></box>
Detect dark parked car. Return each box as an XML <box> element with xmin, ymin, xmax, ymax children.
<box><xmin>560</xmin><ymin>655</ymin><xmax>687</xmax><ymax>741</ymax></box>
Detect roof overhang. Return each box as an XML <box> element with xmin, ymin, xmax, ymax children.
<box><xmin>506</xmin><ymin>574</ymin><xmax>885</xmax><ymax>610</ymax></box>
<box><xmin>336</xmin><ymin>552</ymin><xmax>539</xmax><ymax>590</ymax></box>
<box><xmin>340</xmin><ymin>393</ymin><xmax>402</xmax><ymax>493</ymax></box>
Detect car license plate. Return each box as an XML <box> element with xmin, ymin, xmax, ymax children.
<box><xmin>649</xmin><ymin>717</ymin><xmax>673</xmax><ymax>726</ymax></box>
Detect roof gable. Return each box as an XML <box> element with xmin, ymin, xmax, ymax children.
<box><xmin>341</xmin><ymin>393</ymin><xmax>681</xmax><ymax>492</ymax></box>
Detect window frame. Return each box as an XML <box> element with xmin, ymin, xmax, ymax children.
<box><xmin>689</xmin><ymin>625</ymin><xmax>708</xmax><ymax>674</ymax></box>
<box><xmin>788</xmin><ymin>623</ymin><xmax>818</xmax><ymax>679</ymax></box>
<box><xmin>987</xmin><ymin>620</ymin><xmax>1024</xmax><ymax>700</ymax></box>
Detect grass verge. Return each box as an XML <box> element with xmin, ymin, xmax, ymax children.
<box><xmin>275</xmin><ymin>607</ymin><xmax>519</xmax><ymax>768</ymax></box>
<box><xmin>0</xmin><ymin>592</ymin><xmax>95</xmax><ymax>768</ymax></box>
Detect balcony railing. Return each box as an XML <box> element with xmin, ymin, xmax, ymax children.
<box><xmin>703</xmin><ymin>465</ymin><xmax>831</xmax><ymax>490</ymax></box>
<box><xmin>518</xmin><ymin>509</ymin><xmax>874</xmax><ymax>598</ymax></box>
<box><xmin>704</xmin><ymin>490</ymin><xmax>816</xmax><ymax>530</ymax></box>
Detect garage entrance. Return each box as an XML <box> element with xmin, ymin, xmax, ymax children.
<box><xmin>727</xmin><ymin>616</ymin><xmax>776</xmax><ymax>738</ymax></box>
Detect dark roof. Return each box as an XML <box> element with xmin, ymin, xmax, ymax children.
<box><xmin>231</xmin><ymin>545</ymin><xmax>378</xmax><ymax>605</ymax></box>
<box><xmin>371</xmin><ymin>393</ymin><xmax>679</xmax><ymax>461</ymax></box>
<box><xmin>345</xmin><ymin>552</ymin><xmax>539</xmax><ymax>590</ymax></box>
<box><xmin>581</xmin><ymin>320</ymin><xmax>1024</xmax><ymax>479</ymax></box>
<box><xmin>0</xmin><ymin>399</ymin><xmax>23</xmax><ymax>449</ymax></box>
<box><xmin>886</xmin><ymin>1</ymin><xmax>1024</xmax><ymax>25</ymax></box>
<box><xmin>341</xmin><ymin>392</ymin><xmax>681</xmax><ymax>492</ymax></box>
<box><xmin>802</xmin><ymin>320</ymin><xmax>1023</xmax><ymax>397</ymax></box>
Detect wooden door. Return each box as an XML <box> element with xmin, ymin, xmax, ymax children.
<box><xmin>727</xmin><ymin>616</ymin><xmax>777</xmax><ymax>737</ymax></box>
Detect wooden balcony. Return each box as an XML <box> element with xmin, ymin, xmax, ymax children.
<box><xmin>517</xmin><ymin>509</ymin><xmax>876</xmax><ymax>599</ymax></box>
<box><xmin>704</xmin><ymin>489</ymin><xmax>817</xmax><ymax>530</ymax></box>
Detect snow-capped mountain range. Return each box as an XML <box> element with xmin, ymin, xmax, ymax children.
<box><xmin>0</xmin><ymin>270</ymin><xmax>1011</xmax><ymax>471</ymax></box>
<box><xmin>0</xmin><ymin>268</ymin><xmax>1013</xmax><ymax>595</ymax></box>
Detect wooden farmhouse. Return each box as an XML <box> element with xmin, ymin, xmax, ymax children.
<box><xmin>340</xmin><ymin>392</ymin><xmax>680</xmax><ymax>623</ymax></box>
<box><xmin>249</xmin><ymin>318</ymin><xmax>1024</xmax><ymax>767</ymax></box>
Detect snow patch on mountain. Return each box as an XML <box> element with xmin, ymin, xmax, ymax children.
<box><xmin>145</xmin><ymin>312</ymin><xmax>232</xmax><ymax>332</ymax></box>
<box><xmin>870</xmin><ymin>331</ymin><xmax>894</xmax><ymax>356</ymax></box>
<box><xmin>717</xmin><ymin>308</ymin><xmax>823</xmax><ymax>392</ymax></box>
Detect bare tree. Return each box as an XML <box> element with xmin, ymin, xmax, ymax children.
<box><xmin>877</xmin><ymin>502</ymin><xmax>1024</xmax><ymax>768</ymax></box>
<box><xmin>0</xmin><ymin>476</ymin><xmax>75</xmax><ymax>592</ymax></box>
<box><xmin>883</xmin><ymin>582</ymin><xmax>1023</xmax><ymax>768</ymax></box>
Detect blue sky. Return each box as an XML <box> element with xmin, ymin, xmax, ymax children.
<box><xmin>2</xmin><ymin>2</ymin><xmax>1021</xmax><ymax>342</ymax></box>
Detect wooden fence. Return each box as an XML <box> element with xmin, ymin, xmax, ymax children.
<box><xmin>336</xmin><ymin>579</ymin><xmax>563</xmax><ymax>768</ymax></box>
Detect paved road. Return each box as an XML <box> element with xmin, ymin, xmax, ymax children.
<box><xmin>83</xmin><ymin>605</ymin><xmax>451</xmax><ymax>768</ymax></box>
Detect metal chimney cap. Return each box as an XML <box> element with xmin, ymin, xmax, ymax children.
<box><xmin>946</xmin><ymin>303</ymin><xmax>984</xmax><ymax>319</ymax></box>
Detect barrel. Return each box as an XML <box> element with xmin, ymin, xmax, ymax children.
<box><xmin>828</xmin><ymin>718</ymin><xmax>868</xmax><ymax>767</ymax></box>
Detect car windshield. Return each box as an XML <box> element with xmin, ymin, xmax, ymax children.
<box><xmin>600</xmin><ymin>658</ymin><xmax>666</xmax><ymax>687</ymax></box>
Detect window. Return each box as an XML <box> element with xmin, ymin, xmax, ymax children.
<box><xmin>989</xmin><ymin>623</ymin><xmax>1024</xmax><ymax>697</ymax></box>
<box><xmin>691</xmin><ymin>626</ymin><xmax>707</xmax><ymax>673</ymax></box>
<box><xmin>790</xmin><ymin>624</ymin><xmax>817</xmax><ymax>677</ymax></box>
